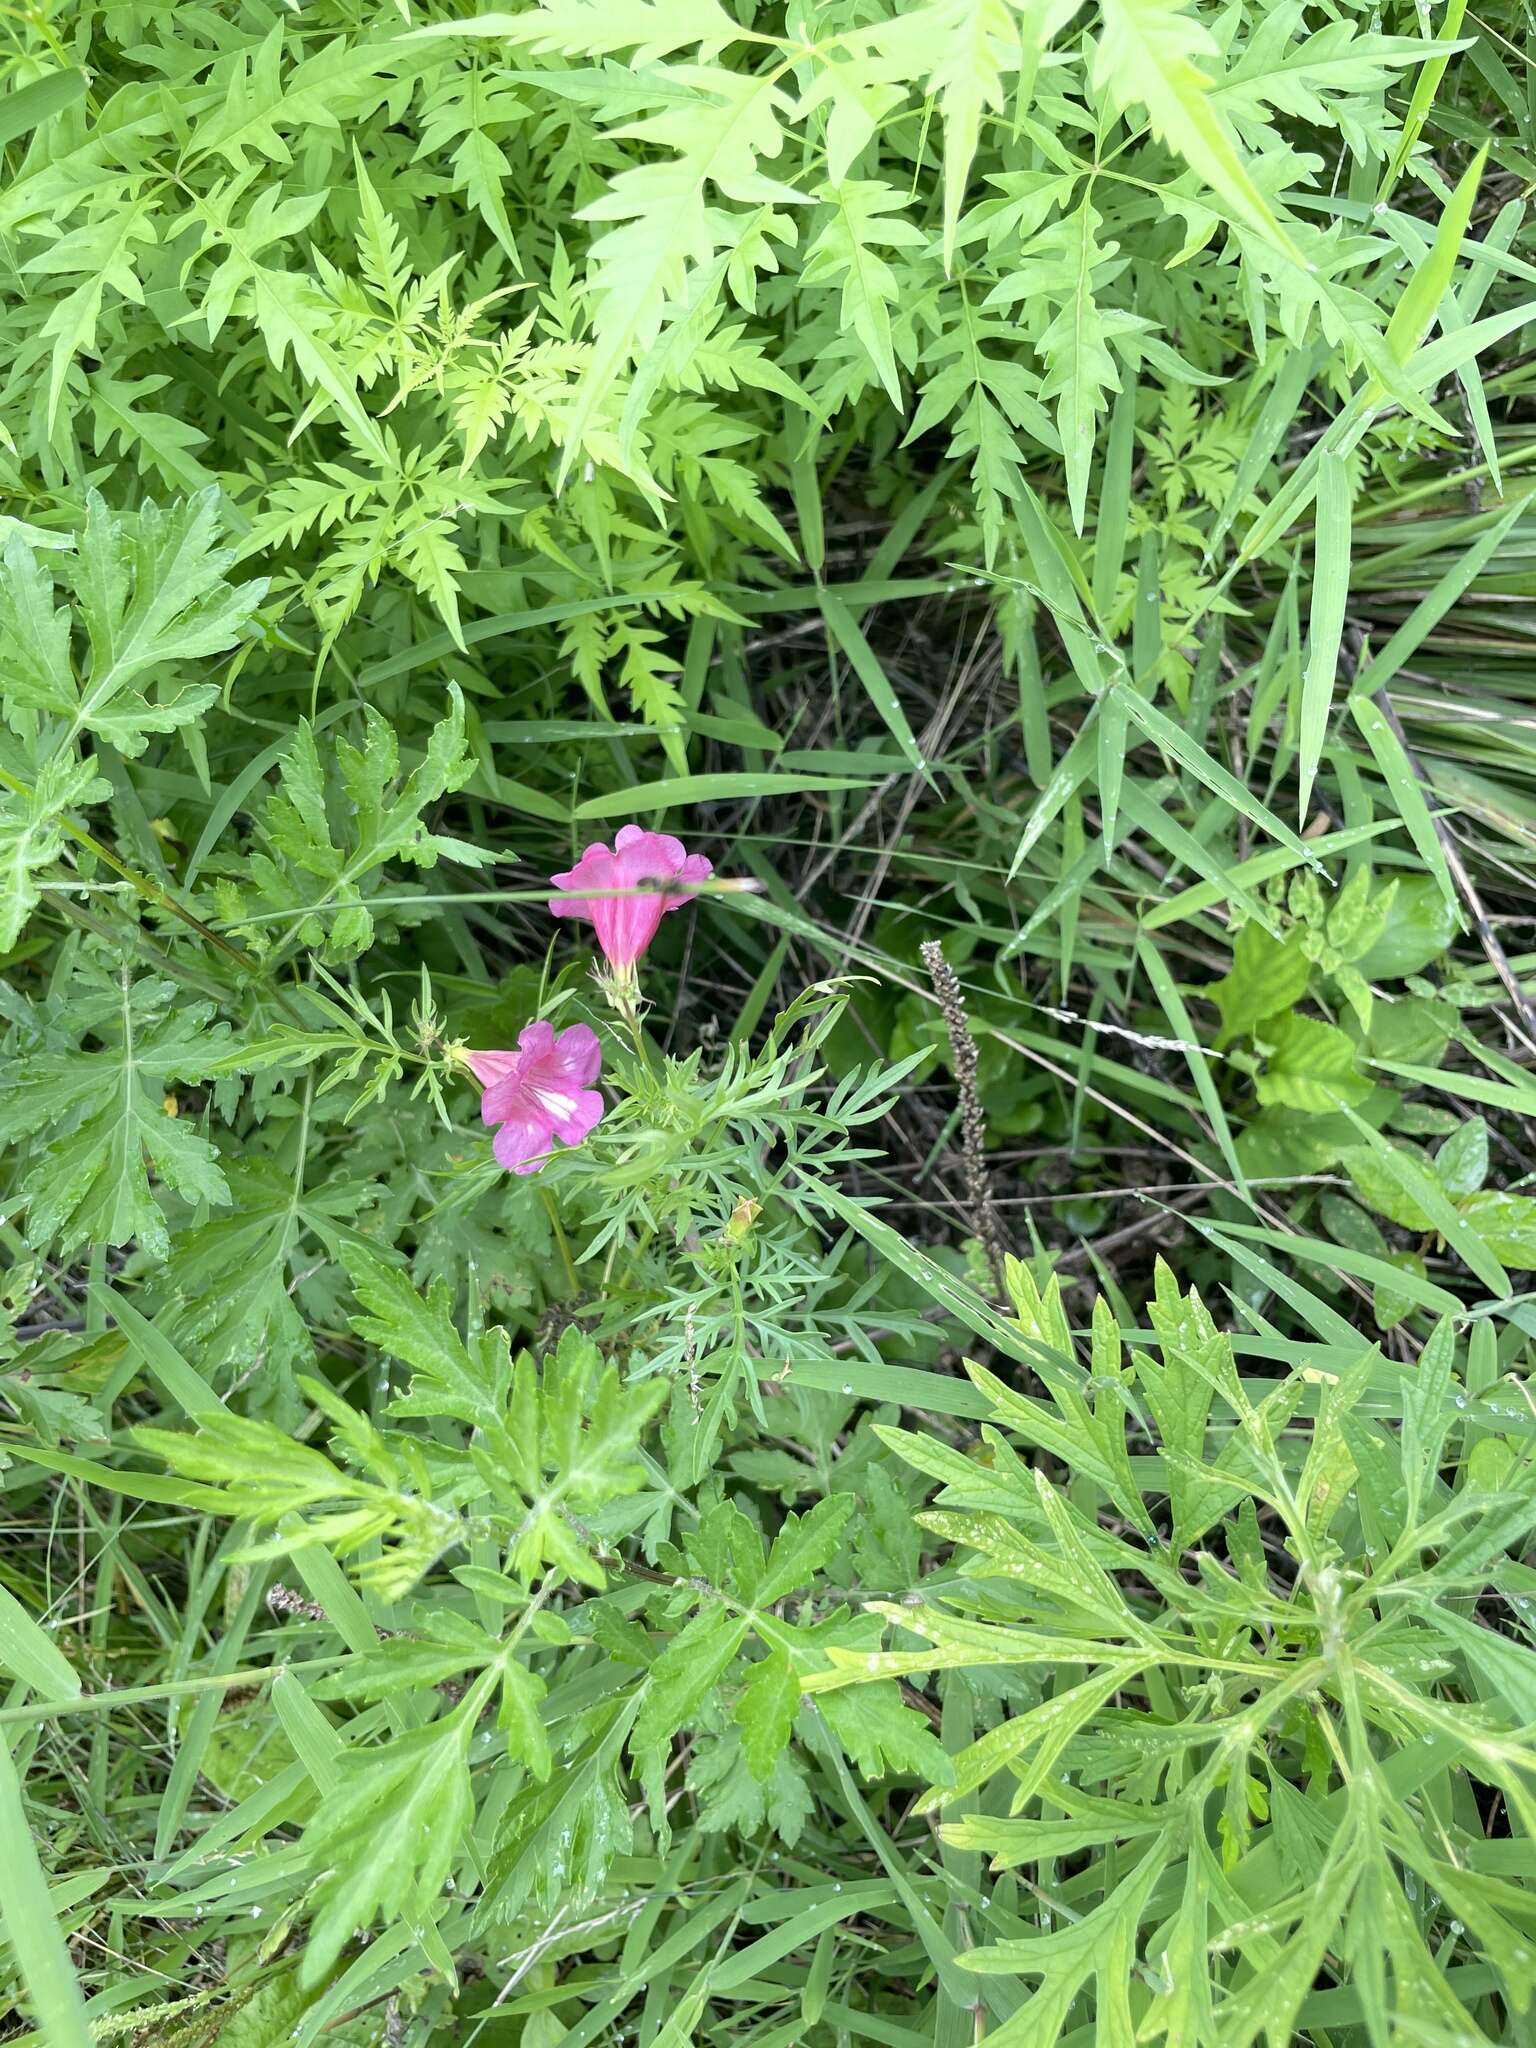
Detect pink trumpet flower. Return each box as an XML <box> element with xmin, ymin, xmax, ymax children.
<box><xmin>550</xmin><ymin>825</ymin><xmax>712</xmax><ymax>977</ymax></box>
<box><xmin>464</xmin><ymin>1021</ymin><xmax>603</xmax><ymax>1174</ymax></box>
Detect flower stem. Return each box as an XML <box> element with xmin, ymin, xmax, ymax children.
<box><xmin>610</xmin><ymin>984</ymin><xmax>658</xmax><ymax>1084</ymax></box>
<box><xmin>542</xmin><ymin>1190</ymin><xmax>579</xmax><ymax>1295</ymax></box>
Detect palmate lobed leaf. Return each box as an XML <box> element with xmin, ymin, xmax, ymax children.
<box><xmin>848</xmin><ymin>1256</ymin><xmax>1536</xmax><ymax>2038</ymax></box>
<box><xmin>351</xmin><ymin>1244</ymin><xmax>511</xmax><ymax>1436</ymax></box>
<box><xmin>297</xmin><ymin>1704</ymin><xmax>479</xmax><ymax>1986</ymax></box>
<box><xmin>222</xmin><ymin>683</ymin><xmax>495</xmax><ymax>962</ymax></box>
<box><xmin>734</xmin><ymin>1644</ymin><xmax>799</xmax><ymax>1780</ymax></box>
<box><xmin>0</xmin><ymin>973</ymin><xmax>232</xmax><ymax>1258</ymax></box>
<box><xmin>338</xmin><ymin>1252</ymin><xmax>669</xmax><ymax>1585</ymax></box>
<box><xmin>148</xmin><ymin>1159</ymin><xmax>377</xmax><ymax>1390</ymax></box>
<box><xmin>0</xmin><ymin>753</ymin><xmax>108</xmax><ymax>951</ymax></box>
<box><xmin>0</xmin><ymin>491</ymin><xmax>265</xmax><ymax>753</ymax></box>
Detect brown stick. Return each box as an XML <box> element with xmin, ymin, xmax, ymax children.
<box><xmin>919</xmin><ymin>939</ymin><xmax>1008</xmax><ymax>1295</ymax></box>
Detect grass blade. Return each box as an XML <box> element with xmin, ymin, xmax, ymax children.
<box><xmin>0</xmin><ymin>1734</ymin><xmax>91</xmax><ymax>2048</ymax></box>
<box><xmin>1342</xmin><ymin>1108</ymin><xmax>1510</xmax><ymax>1299</ymax></box>
<box><xmin>574</xmin><ymin>770</ymin><xmax>879</xmax><ymax>817</ymax></box>
<box><xmin>1135</xmin><ymin>934</ymin><xmax>1247</xmax><ymax>1198</ymax></box>
<box><xmin>1298</xmin><ymin>451</ymin><xmax>1351</xmax><ymax>820</ymax></box>
<box><xmin>0</xmin><ymin>67</ymin><xmax>86</xmax><ymax>148</ymax></box>
<box><xmin>89</xmin><ymin>1284</ymin><xmax>222</xmax><ymax>1417</ymax></box>
<box><xmin>1345</xmin><ymin>693</ymin><xmax>1456</xmax><ymax>906</ymax></box>
<box><xmin>818</xmin><ymin>591</ymin><xmax>929</xmax><ymax>780</ymax></box>
<box><xmin>1092</xmin><ymin>369</ymin><xmax>1139</xmax><ymax>621</ymax></box>
<box><xmin>1353</xmin><ymin>494</ymin><xmax>1531</xmax><ymax>701</ymax></box>
<box><xmin>1384</xmin><ymin>148</ymin><xmax>1487</xmax><ymax>363</ymax></box>
<box><xmin>1116</xmin><ymin>686</ymin><xmax>1319</xmax><ymax>867</ymax></box>
<box><xmin>0</xmin><ymin>1588</ymin><xmax>81</xmax><ymax>1703</ymax></box>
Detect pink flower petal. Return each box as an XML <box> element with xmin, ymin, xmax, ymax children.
<box><xmin>518</xmin><ymin>1018</ymin><xmax>557</xmax><ymax>1060</ymax></box>
<box><xmin>463</xmin><ymin>1048</ymin><xmax>522</xmax><ymax>1089</ymax></box>
<box><xmin>546</xmin><ymin>1086</ymin><xmax>604</xmax><ymax>1146</ymax></box>
<box><xmin>494</xmin><ymin>1116</ymin><xmax>553</xmax><ymax>1175</ymax></box>
<box><xmin>480</xmin><ymin>1070</ymin><xmax>526</xmax><ymax>1128</ymax></box>
<box><xmin>548</xmin><ymin>827</ymin><xmax>713</xmax><ymax>971</ymax></box>
<box><xmin>467</xmin><ymin>1019</ymin><xmax>606</xmax><ymax>1174</ymax></box>
<box><xmin>553</xmin><ymin>1021</ymin><xmax>601</xmax><ymax>1085</ymax></box>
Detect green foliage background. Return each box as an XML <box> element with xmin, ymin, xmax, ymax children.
<box><xmin>5</xmin><ymin>0</ymin><xmax>1536</xmax><ymax>2041</ymax></box>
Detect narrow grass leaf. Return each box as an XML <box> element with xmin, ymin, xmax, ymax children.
<box><xmin>1209</xmin><ymin>343</ymin><xmax>1322</xmax><ymax>553</ymax></box>
<box><xmin>1354</xmin><ymin>495</ymin><xmax>1531</xmax><ymax>701</ymax></box>
<box><xmin>818</xmin><ymin>592</ymin><xmax>928</xmax><ymax>779</ymax></box>
<box><xmin>1345</xmin><ymin>694</ymin><xmax>1455</xmax><ymax>906</ymax></box>
<box><xmin>575</xmin><ymin>771</ymin><xmax>877</xmax><ymax>817</ymax></box>
<box><xmin>812</xmin><ymin>1180</ymin><xmax>1071</xmax><ymax>1376</ymax></box>
<box><xmin>1116</xmin><ymin>686</ymin><xmax>1318</xmax><ymax>866</ymax></box>
<box><xmin>0</xmin><ymin>67</ymin><xmax>86</xmax><ymax>147</ymax></box>
<box><xmin>0</xmin><ymin>1587</ymin><xmax>81</xmax><ymax>1701</ymax></box>
<box><xmin>1216</xmin><ymin>1222</ymin><xmax>1463</xmax><ymax>1317</ymax></box>
<box><xmin>1092</xmin><ymin>370</ymin><xmax>1138</xmax><ymax>620</ymax></box>
<box><xmin>1135</xmin><ymin>936</ymin><xmax>1246</xmax><ymax>1197</ymax></box>
<box><xmin>0</xmin><ymin>1734</ymin><xmax>91</xmax><ymax>2048</ymax></box>
<box><xmin>1380</xmin><ymin>7</ymin><xmax>1472</xmax><ymax>203</ymax></box>
<box><xmin>1299</xmin><ymin>452</ymin><xmax>1351</xmax><ymax>820</ymax></box>
<box><xmin>1385</xmin><ymin>149</ymin><xmax>1487</xmax><ymax>363</ymax></box>
<box><xmin>1341</xmin><ymin>1108</ymin><xmax>1510</xmax><ymax>1298</ymax></box>
<box><xmin>89</xmin><ymin>1284</ymin><xmax>222</xmax><ymax>1416</ymax></box>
